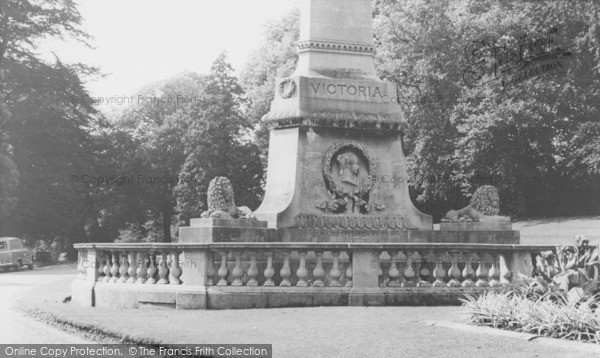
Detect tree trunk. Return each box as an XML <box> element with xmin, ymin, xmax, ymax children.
<box><xmin>161</xmin><ymin>204</ymin><xmax>173</xmax><ymax>243</ymax></box>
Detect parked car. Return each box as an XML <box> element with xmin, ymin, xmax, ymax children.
<box><xmin>0</xmin><ymin>237</ymin><xmax>34</xmax><ymax>271</ymax></box>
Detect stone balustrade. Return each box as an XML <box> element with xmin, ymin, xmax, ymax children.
<box><xmin>72</xmin><ymin>242</ymin><xmax>553</xmax><ymax>309</ymax></box>
<box><xmin>88</xmin><ymin>249</ymin><xmax>183</xmax><ymax>285</ymax></box>
<box><xmin>376</xmin><ymin>250</ymin><xmax>511</xmax><ymax>288</ymax></box>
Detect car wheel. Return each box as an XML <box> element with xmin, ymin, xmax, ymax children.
<box><xmin>27</xmin><ymin>264</ymin><xmax>34</xmax><ymax>270</ymax></box>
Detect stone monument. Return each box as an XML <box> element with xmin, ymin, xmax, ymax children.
<box><xmin>72</xmin><ymin>0</ymin><xmax>538</xmax><ymax>311</ymax></box>
<box><xmin>255</xmin><ymin>0</ymin><xmax>432</xmax><ymax>234</ymax></box>
<box><xmin>180</xmin><ymin>0</ymin><xmax>518</xmax><ymax>245</ymax></box>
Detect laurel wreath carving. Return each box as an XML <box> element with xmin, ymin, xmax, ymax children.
<box><xmin>278</xmin><ymin>78</ymin><xmax>296</xmax><ymax>99</ymax></box>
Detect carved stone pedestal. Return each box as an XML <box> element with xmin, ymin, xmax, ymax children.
<box><xmin>253</xmin><ymin>0</ymin><xmax>433</xmax><ymax>233</ymax></box>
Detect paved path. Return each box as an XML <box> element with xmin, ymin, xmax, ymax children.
<box><xmin>0</xmin><ymin>265</ymin><xmax>93</xmax><ymax>344</ymax></box>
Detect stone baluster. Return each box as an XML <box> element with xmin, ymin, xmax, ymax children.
<box><xmin>461</xmin><ymin>253</ymin><xmax>476</xmax><ymax>287</ymax></box>
<box><xmin>279</xmin><ymin>251</ymin><xmax>292</xmax><ymax>286</ymax></box>
<box><xmin>136</xmin><ymin>252</ymin><xmax>147</xmax><ymax>284</ymax></box>
<box><xmin>247</xmin><ymin>252</ymin><xmax>259</xmax><ymax>287</ymax></box>
<box><xmin>378</xmin><ymin>251</ymin><xmax>385</xmax><ymax>286</ymax></box>
<box><xmin>296</xmin><ymin>251</ymin><xmax>309</xmax><ymax>287</ymax></box>
<box><xmin>263</xmin><ymin>252</ymin><xmax>275</xmax><ymax>287</ymax></box>
<box><xmin>432</xmin><ymin>253</ymin><xmax>447</xmax><ymax>287</ymax></box>
<box><xmin>488</xmin><ymin>254</ymin><xmax>501</xmax><ymax>287</ymax></box>
<box><xmin>157</xmin><ymin>251</ymin><xmax>169</xmax><ymax>284</ymax></box>
<box><xmin>97</xmin><ymin>252</ymin><xmax>105</xmax><ymax>282</ymax></box>
<box><xmin>387</xmin><ymin>251</ymin><xmax>401</xmax><ymax>287</ymax></box>
<box><xmin>397</xmin><ymin>251</ymin><xmax>407</xmax><ymax>285</ymax></box>
<box><xmin>217</xmin><ymin>251</ymin><xmax>229</xmax><ymax>286</ymax></box>
<box><xmin>103</xmin><ymin>253</ymin><xmax>112</xmax><ymax>283</ymax></box>
<box><xmin>499</xmin><ymin>253</ymin><xmax>512</xmax><ymax>286</ymax></box>
<box><xmin>232</xmin><ymin>251</ymin><xmax>244</xmax><ymax>286</ymax></box>
<box><xmin>169</xmin><ymin>251</ymin><xmax>182</xmax><ymax>285</ymax></box>
<box><xmin>475</xmin><ymin>255</ymin><xmax>489</xmax><ymax>287</ymax></box>
<box><xmin>126</xmin><ymin>252</ymin><xmax>137</xmax><ymax>283</ymax></box>
<box><xmin>447</xmin><ymin>252</ymin><xmax>462</xmax><ymax>287</ymax></box>
<box><xmin>417</xmin><ymin>251</ymin><xmax>433</xmax><ymax>287</ymax></box>
<box><xmin>241</xmin><ymin>267</ymin><xmax>249</xmax><ymax>286</ymax></box>
<box><xmin>110</xmin><ymin>252</ymin><xmax>120</xmax><ymax>283</ymax></box>
<box><xmin>345</xmin><ymin>252</ymin><xmax>353</xmax><ymax>287</ymax></box>
<box><xmin>402</xmin><ymin>251</ymin><xmax>416</xmax><ymax>287</ymax></box>
<box><xmin>329</xmin><ymin>251</ymin><xmax>342</xmax><ymax>287</ymax></box>
<box><xmin>206</xmin><ymin>252</ymin><xmax>216</xmax><ymax>286</ymax></box>
<box><xmin>411</xmin><ymin>251</ymin><xmax>422</xmax><ymax>285</ymax></box>
<box><xmin>313</xmin><ymin>251</ymin><xmax>325</xmax><ymax>287</ymax></box>
<box><xmin>96</xmin><ymin>253</ymin><xmax>104</xmax><ymax>282</ymax></box>
<box><xmin>118</xmin><ymin>252</ymin><xmax>129</xmax><ymax>283</ymax></box>
<box><xmin>147</xmin><ymin>253</ymin><xmax>157</xmax><ymax>284</ymax></box>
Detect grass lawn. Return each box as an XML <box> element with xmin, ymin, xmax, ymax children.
<box><xmin>515</xmin><ymin>216</ymin><xmax>600</xmax><ymax>245</ymax></box>
<box><xmin>15</xmin><ymin>280</ymin><xmax>580</xmax><ymax>357</ymax></box>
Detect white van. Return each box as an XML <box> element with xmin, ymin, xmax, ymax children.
<box><xmin>0</xmin><ymin>237</ymin><xmax>34</xmax><ymax>271</ymax></box>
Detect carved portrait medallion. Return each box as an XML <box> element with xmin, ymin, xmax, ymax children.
<box><xmin>319</xmin><ymin>143</ymin><xmax>378</xmax><ymax>214</ymax></box>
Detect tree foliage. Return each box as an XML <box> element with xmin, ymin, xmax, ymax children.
<box><xmin>0</xmin><ymin>0</ymin><xmax>98</xmax><ymax>252</ymax></box>
<box><xmin>90</xmin><ymin>55</ymin><xmax>264</xmax><ymax>243</ymax></box>
<box><xmin>1</xmin><ymin>57</ymin><xmax>99</xmax><ymax>246</ymax></box>
<box><xmin>176</xmin><ymin>53</ymin><xmax>264</xmax><ymax>223</ymax></box>
<box><xmin>0</xmin><ymin>0</ymin><xmax>89</xmax><ymax>220</ymax></box>
<box><xmin>373</xmin><ymin>0</ymin><xmax>600</xmax><ymax>217</ymax></box>
<box><xmin>92</xmin><ymin>73</ymin><xmax>205</xmax><ymax>242</ymax></box>
<box><xmin>0</xmin><ymin>78</ymin><xmax>18</xmax><ymax>218</ymax></box>
<box><xmin>240</xmin><ymin>2</ymin><xmax>600</xmax><ymax>218</ymax></box>
<box><xmin>240</xmin><ymin>9</ymin><xmax>300</xmax><ymax>159</ymax></box>
<box><xmin>0</xmin><ymin>0</ymin><xmax>89</xmax><ymax>66</ymax></box>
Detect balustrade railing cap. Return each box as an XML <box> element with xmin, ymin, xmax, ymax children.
<box><xmin>74</xmin><ymin>242</ymin><xmax>556</xmax><ymax>252</ymax></box>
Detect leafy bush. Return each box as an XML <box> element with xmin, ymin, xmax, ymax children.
<box><xmin>531</xmin><ymin>236</ymin><xmax>600</xmax><ymax>303</ymax></box>
<box><xmin>462</xmin><ymin>237</ymin><xmax>600</xmax><ymax>343</ymax></box>
<box><xmin>461</xmin><ymin>282</ymin><xmax>600</xmax><ymax>343</ymax></box>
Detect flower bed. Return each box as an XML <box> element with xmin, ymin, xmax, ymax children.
<box><xmin>461</xmin><ymin>285</ymin><xmax>600</xmax><ymax>343</ymax></box>
<box><xmin>462</xmin><ymin>236</ymin><xmax>600</xmax><ymax>344</ymax></box>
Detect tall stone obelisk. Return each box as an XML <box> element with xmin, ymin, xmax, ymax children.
<box><xmin>255</xmin><ymin>0</ymin><xmax>433</xmax><ymax>237</ymax></box>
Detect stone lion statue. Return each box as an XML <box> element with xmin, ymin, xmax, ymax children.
<box><xmin>201</xmin><ymin>177</ymin><xmax>254</xmax><ymax>219</ymax></box>
<box><xmin>444</xmin><ymin>185</ymin><xmax>508</xmax><ymax>222</ymax></box>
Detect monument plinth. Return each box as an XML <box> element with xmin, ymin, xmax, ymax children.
<box><xmin>255</xmin><ymin>0</ymin><xmax>432</xmax><ymax>233</ymax></box>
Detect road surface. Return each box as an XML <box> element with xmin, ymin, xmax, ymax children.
<box><xmin>0</xmin><ymin>265</ymin><xmax>93</xmax><ymax>344</ymax></box>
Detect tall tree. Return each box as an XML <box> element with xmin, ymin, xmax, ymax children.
<box><xmin>0</xmin><ymin>0</ymin><xmax>98</xmax><ymax>253</ymax></box>
<box><xmin>0</xmin><ymin>0</ymin><xmax>89</xmax><ymax>66</ymax></box>
<box><xmin>1</xmin><ymin>58</ymin><xmax>98</xmax><ymax>246</ymax></box>
<box><xmin>374</xmin><ymin>0</ymin><xmax>600</xmax><ymax>217</ymax></box>
<box><xmin>240</xmin><ymin>9</ymin><xmax>300</xmax><ymax>161</ymax></box>
<box><xmin>0</xmin><ymin>77</ymin><xmax>18</xmax><ymax>218</ymax></box>
<box><xmin>176</xmin><ymin>53</ymin><xmax>264</xmax><ymax>223</ymax></box>
<box><xmin>0</xmin><ymin>0</ymin><xmax>88</xmax><ymax>221</ymax></box>
<box><xmin>100</xmin><ymin>73</ymin><xmax>206</xmax><ymax>242</ymax></box>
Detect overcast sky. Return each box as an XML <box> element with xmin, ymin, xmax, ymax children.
<box><xmin>41</xmin><ymin>0</ymin><xmax>298</xmax><ymax>105</ymax></box>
